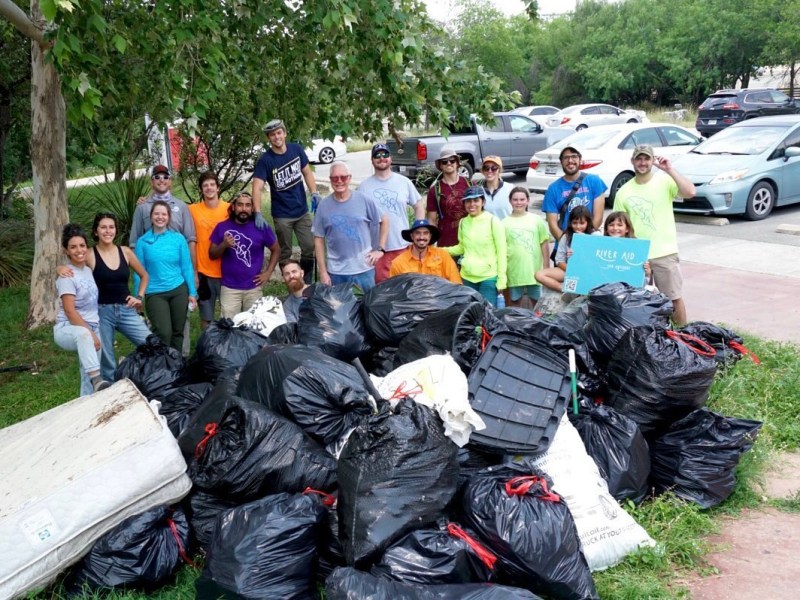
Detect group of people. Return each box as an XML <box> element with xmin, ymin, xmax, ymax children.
<box><xmin>53</xmin><ymin>117</ymin><xmax>694</xmax><ymax>396</ymax></box>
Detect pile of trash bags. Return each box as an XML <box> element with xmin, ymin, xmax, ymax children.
<box><xmin>95</xmin><ymin>276</ymin><xmax>761</xmax><ymax>597</ymax></box>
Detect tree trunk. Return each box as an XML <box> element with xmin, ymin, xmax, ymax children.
<box><xmin>25</xmin><ymin>0</ymin><xmax>67</xmax><ymax>329</ymax></box>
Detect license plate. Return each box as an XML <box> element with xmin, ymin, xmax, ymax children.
<box><xmin>399</xmin><ymin>166</ymin><xmax>408</xmax><ymax>174</ymax></box>
<box><xmin>545</xmin><ymin>165</ymin><xmax>558</xmax><ymax>175</ymax></box>
<box><xmin>708</xmin><ymin>119</ymin><xmax>717</xmax><ymax>125</ymax></box>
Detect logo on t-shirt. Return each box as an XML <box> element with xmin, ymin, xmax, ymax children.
<box><xmin>624</xmin><ymin>195</ymin><xmax>657</xmax><ymax>233</ymax></box>
<box><xmin>224</xmin><ymin>229</ymin><xmax>254</xmax><ymax>267</ymax></box>
<box><xmin>272</xmin><ymin>157</ymin><xmax>303</xmax><ymax>191</ymax></box>
<box><xmin>372</xmin><ymin>188</ymin><xmax>405</xmax><ymax>216</ymax></box>
<box><xmin>330</xmin><ymin>215</ymin><xmax>362</xmax><ymax>241</ymax></box>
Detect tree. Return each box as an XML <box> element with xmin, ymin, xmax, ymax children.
<box><xmin>0</xmin><ymin>0</ymin><xmax>514</xmax><ymax>328</ymax></box>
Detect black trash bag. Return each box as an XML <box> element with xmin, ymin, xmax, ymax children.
<box><xmin>371</xmin><ymin>522</ymin><xmax>495</xmax><ymax>585</ymax></box>
<box><xmin>115</xmin><ymin>334</ymin><xmax>189</xmax><ymax>399</ymax></box>
<box><xmin>183</xmin><ymin>489</ymin><xmax>240</xmax><ymax>551</ymax></box>
<box><xmin>159</xmin><ymin>383</ymin><xmax>213</xmax><ymax>438</ymax></box>
<box><xmin>679</xmin><ymin>321</ymin><xmax>757</xmax><ymax>369</ymax></box>
<box><xmin>461</xmin><ymin>465</ymin><xmax>598</xmax><ymax>600</ymax></box>
<box><xmin>296</xmin><ymin>283</ymin><xmax>370</xmax><ymax>361</ymax></box>
<box><xmin>649</xmin><ymin>408</ymin><xmax>762</xmax><ymax>508</ymax></box>
<box><xmin>606</xmin><ymin>326</ymin><xmax>718</xmax><ymax>436</ymax></box>
<box><xmin>237</xmin><ymin>345</ymin><xmax>374</xmax><ymax>447</ymax></box>
<box><xmin>584</xmin><ymin>282</ymin><xmax>673</xmax><ymax>365</ymax></box>
<box><xmin>457</xmin><ymin>446</ymin><xmax>502</xmax><ymax>491</ymax></box>
<box><xmin>191</xmin><ymin>319</ymin><xmax>269</xmax><ymax>383</ymax></box>
<box><xmin>317</xmin><ymin>494</ymin><xmax>347</xmax><ymax>583</ymax></box>
<box><xmin>195</xmin><ymin>492</ymin><xmax>327</xmax><ymax>600</ymax></box>
<box><xmin>338</xmin><ymin>399</ymin><xmax>460</xmax><ymax>566</ymax></box>
<box><xmin>363</xmin><ymin>273</ymin><xmax>485</xmax><ymax>346</ymax></box>
<box><xmin>394</xmin><ymin>302</ymin><xmax>508</xmax><ymax>373</ymax></box>
<box><xmin>67</xmin><ymin>505</ymin><xmax>190</xmax><ymax>592</ymax></box>
<box><xmin>361</xmin><ymin>345</ymin><xmax>399</xmax><ymax>377</ymax></box>
<box><xmin>569</xmin><ymin>403</ymin><xmax>650</xmax><ymax>504</ymax></box>
<box><xmin>268</xmin><ymin>322</ymin><xmax>299</xmax><ymax>344</ymax></box>
<box><xmin>326</xmin><ymin>567</ymin><xmax>543</xmax><ymax>600</ymax></box>
<box><xmin>189</xmin><ymin>398</ymin><xmax>337</xmax><ymax>501</ymax></box>
<box><xmin>177</xmin><ymin>375</ymin><xmax>243</xmax><ymax>459</ymax></box>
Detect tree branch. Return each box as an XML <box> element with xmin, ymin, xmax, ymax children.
<box><xmin>0</xmin><ymin>0</ymin><xmax>45</xmax><ymax>43</ymax></box>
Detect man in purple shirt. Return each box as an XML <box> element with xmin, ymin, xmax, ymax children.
<box><xmin>210</xmin><ymin>192</ymin><xmax>280</xmax><ymax>318</ymax></box>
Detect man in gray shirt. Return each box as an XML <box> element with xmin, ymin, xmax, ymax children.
<box><xmin>130</xmin><ymin>165</ymin><xmax>196</xmax><ymax>251</ymax></box>
<box><xmin>312</xmin><ymin>161</ymin><xmax>389</xmax><ymax>292</ymax></box>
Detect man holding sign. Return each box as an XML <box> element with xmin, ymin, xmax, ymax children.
<box><xmin>613</xmin><ymin>145</ymin><xmax>695</xmax><ymax>326</ymax></box>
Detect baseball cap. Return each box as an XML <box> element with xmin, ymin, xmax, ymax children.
<box><xmin>151</xmin><ymin>164</ymin><xmax>170</xmax><ymax>176</ymax></box>
<box><xmin>559</xmin><ymin>145</ymin><xmax>582</xmax><ymax>160</ymax></box>
<box><xmin>632</xmin><ymin>144</ymin><xmax>654</xmax><ymax>159</ymax></box>
<box><xmin>481</xmin><ymin>155</ymin><xmax>503</xmax><ymax>171</ymax></box>
<box><xmin>371</xmin><ymin>143</ymin><xmax>391</xmax><ymax>158</ymax></box>
<box><xmin>462</xmin><ymin>185</ymin><xmax>485</xmax><ymax>201</ymax></box>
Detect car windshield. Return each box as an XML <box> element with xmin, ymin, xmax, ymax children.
<box><xmin>691</xmin><ymin>125</ymin><xmax>787</xmax><ymax>155</ymax></box>
<box><xmin>551</xmin><ymin>129</ymin><xmax>617</xmax><ymax>151</ymax></box>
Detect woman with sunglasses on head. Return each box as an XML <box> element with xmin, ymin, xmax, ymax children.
<box><xmin>479</xmin><ymin>155</ymin><xmax>513</xmax><ymax>219</ymax></box>
<box><xmin>57</xmin><ymin>213</ymin><xmax>152</xmax><ymax>381</ymax></box>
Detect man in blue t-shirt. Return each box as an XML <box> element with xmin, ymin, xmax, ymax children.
<box><xmin>210</xmin><ymin>192</ymin><xmax>280</xmax><ymax>318</ymax></box>
<box><xmin>541</xmin><ymin>145</ymin><xmax>607</xmax><ymax>245</ymax></box>
<box><xmin>252</xmin><ymin>119</ymin><xmax>321</xmax><ymax>283</ymax></box>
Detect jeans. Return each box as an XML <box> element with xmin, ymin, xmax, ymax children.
<box><xmin>98</xmin><ymin>304</ymin><xmax>152</xmax><ymax>381</ymax></box>
<box><xmin>145</xmin><ymin>283</ymin><xmax>189</xmax><ymax>352</ymax></box>
<box><xmin>330</xmin><ymin>269</ymin><xmax>376</xmax><ymax>293</ymax></box>
<box><xmin>54</xmin><ymin>321</ymin><xmax>102</xmax><ymax>397</ymax></box>
<box><xmin>464</xmin><ymin>277</ymin><xmax>498</xmax><ymax>307</ymax></box>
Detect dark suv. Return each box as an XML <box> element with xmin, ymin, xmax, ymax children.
<box><xmin>695</xmin><ymin>88</ymin><xmax>799</xmax><ymax>137</ymax></box>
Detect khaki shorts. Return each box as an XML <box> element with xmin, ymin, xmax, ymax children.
<box><xmin>650</xmin><ymin>253</ymin><xmax>683</xmax><ymax>300</ymax></box>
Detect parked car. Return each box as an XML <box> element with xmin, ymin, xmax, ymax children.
<box><xmin>386</xmin><ymin>112</ymin><xmax>572</xmax><ymax>181</ymax></box>
<box><xmin>527</xmin><ymin>123</ymin><xmax>702</xmax><ymax>202</ymax></box>
<box><xmin>306</xmin><ymin>138</ymin><xmax>347</xmax><ymax>164</ymax></box>
<box><xmin>511</xmin><ymin>105</ymin><xmax>561</xmax><ymax>117</ymax></box>
<box><xmin>546</xmin><ymin>104</ymin><xmax>648</xmax><ymax>130</ymax></box>
<box><xmin>695</xmin><ymin>88</ymin><xmax>799</xmax><ymax>137</ymax></box>
<box><xmin>672</xmin><ymin>115</ymin><xmax>800</xmax><ymax>220</ymax></box>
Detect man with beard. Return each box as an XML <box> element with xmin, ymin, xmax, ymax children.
<box><xmin>279</xmin><ymin>259</ymin><xmax>309</xmax><ymax>323</ymax></box>
<box><xmin>388</xmin><ymin>219</ymin><xmax>462</xmax><ymax>284</ymax></box>
<box><xmin>541</xmin><ymin>144</ymin><xmax>606</xmax><ymax>248</ymax></box>
<box><xmin>210</xmin><ymin>192</ymin><xmax>280</xmax><ymax>318</ymax></box>
<box><xmin>357</xmin><ymin>142</ymin><xmax>424</xmax><ymax>283</ymax></box>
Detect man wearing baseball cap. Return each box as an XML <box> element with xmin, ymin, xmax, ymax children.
<box><xmin>252</xmin><ymin>118</ymin><xmax>321</xmax><ymax>284</ymax></box>
<box><xmin>129</xmin><ymin>164</ymin><xmax>196</xmax><ymax>249</ymax></box>
<box><xmin>479</xmin><ymin>155</ymin><xmax>513</xmax><ymax>219</ymax></box>
<box><xmin>426</xmin><ymin>146</ymin><xmax>469</xmax><ymax>247</ymax></box>
<box><xmin>357</xmin><ymin>142</ymin><xmax>425</xmax><ymax>283</ymax></box>
<box><xmin>613</xmin><ymin>144</ymin><xmax>696</xmax><ymax>325</ymax></box>
<box><xmin>541</xmin><ymin>144</ymin><xmax>606</xmax><ymax>243</ymax></box>
<box><xmin>388</xmin><ymin>219</ymin><xmax>461</xmax><ymax>284</ymax></box>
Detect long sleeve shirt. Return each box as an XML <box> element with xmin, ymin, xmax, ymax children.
<box><xmin>443</xmin><ymin>211</ymin><xmax>507</xmax><ymax>290</ymax></box>
<box><xmin>134</xmin><ymin>229</ymin><xmax>197</xmax><ymax>297</ymax></box>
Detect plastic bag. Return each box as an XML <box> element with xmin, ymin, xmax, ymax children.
<box><xmin>519</xmin><ymin>415</ymin><xmax>655</xmax><ymax>571</ymax></box>
<box><xmin>584</xmin><ymin>282</ymin><xmax>673</xmax><ymax>365</ymax></box>
<box><xmin>184</xmin><ymin>489</ymin><xmax>240</xmax><ymax>550</ymax></box>
<box><xmin>268</xmin><ymin>322</ymin><xmax>298</xmax><ymax>344</ymax></box>
<box><xmin>177</xmin><ymin>374</ymin><xmax>243</xmax><ymax>459</ymax></box>
<box><xmin>191</xmin><ymin>319</ymin><xmax>269</xmax><ymax>383</ymax></box>
<box><xmin>371</xmin><ymin>523</ymin><xmax>495</xmax><ymax>585</ymax></box>
<box><xmin>189</xmin><ymin>398</ymin><xmax>337</xmax><ymax>501</ymax></box>
<box><xmin>569</xmin><ymin>403</ymin><xmax>650</xmax><ymax>504</ymax></box>
<box><xmin>195</xmin><ymin>491</ymin><xmax>326</xmax><ymax>600</ymax></box>
<box><xmin>326</xmin><ymin>567</ymin><xmax>543</xmax><ymax>600</ymax></box>
<box><xmin>296</xmin><ymin>283</ymin><xmax>370</xmax><ymax>361</ymax></box>
<box><xmin>237</xmin><ymin>345</ymin><xmax>374</xmax><ymax>447</ymax></box>
<box><xmin>606</xmin><ymin>326</ymin><xmax>718</xmax><ymax>436</ymax></box>
<box><xmin>361</xmin><ymin>345</ymin><xmax>399</xmax><ymax>377</ymax></box>
<box><xmin>461</xmin><ymin>465</ymin><xmax>598</xmax><ymax>599</ymax></box>
<box><xmin>363</xmin><ymin>273</ymin><xmax>485</xmax><ymax>346</ymax></box>
<box><xmin>115</xmin><ymin>334</ymin><xmax>189</xmax><ymax>400</ymax></box>
<box><xmin>230</xmin><ymin>295</ymin><xmax>287</xmax><ymax>336</ymax></box>
<box><xmin>393</xmin><ymin>302</ymin><xmax>507</xmax><ymax>373</ymax></box>
<box><xmin>67</xmin><ymin>505</ymin><xmax>190</xmax><ymax>592</ymax></box>
<box><xmin>649</xmin><ymin>408</ymin><xmax>762</xmax><ymax>508</ymax></box>
<box><xmin>679</xmin><ymin>321</ymin><xmax>758</xmax><ymax>368</ymax></box>
<box><xmin>338</xmin><ymin>400</ymin><xmax>459</xmax><ymax>566</ymax></box>
<box><xmin>317</xmin><ymin>494</ymin><xmax>347</xmax><ymax>583</ymax></box>
<box><xmin>158</xmin><ymin>383</ymin><xmax>213</xmax><ymax>438</ymax></box>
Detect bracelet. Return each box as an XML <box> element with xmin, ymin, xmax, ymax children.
<box><xmin>135</xmin><ymin>294</ymin><xmax>143</xmax><ymax>301</ymax></box>
<box><xmin>376</xmin><ymin>247</ymin><xmax>386</xmax><ymax>253</ymax></box>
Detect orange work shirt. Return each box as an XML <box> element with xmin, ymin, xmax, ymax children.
<box><xmin>388</xmin><ymin>246</ymin><xmax>462</xmax><ymax>284</ymax></box>
<box><xmin>189</xmin><ymin>200</ymin><xmax>230</xmax><ymax>278</ymax></box>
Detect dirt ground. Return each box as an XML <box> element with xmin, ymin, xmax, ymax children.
<box><xmin>684</xmin><ymin>452</ymin><xmax>800</xmax><ymax>599</ymax></box>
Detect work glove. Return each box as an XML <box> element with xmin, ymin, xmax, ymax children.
<box><xmin>254</xmin><ymin>211</ymin><xmax>269</xmax><ymax>231</ymax></box>
<box><xmin>311</xmin><ymin>191</ymin><xmax>321</xmax><ymax>213</ymax></box>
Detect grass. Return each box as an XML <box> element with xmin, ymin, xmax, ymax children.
<box><xmin>1</xmin><ymin>287</ymin><xmax>798</xmax><ymax>599</ymax></box>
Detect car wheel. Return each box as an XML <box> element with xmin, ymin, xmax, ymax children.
<box><xmin>318</xmin><ymin>146</ymin><xmax>336</xmax><ymax>164</ymax></box>
<box><xmin>458</xmin><ymin>159</ymin><xmax>474</xmax><ymax>180</ymax></box>
<box><xmin>626</xmin><ymin>118</ymin><xmax>638</xmax><ymax>124</ymax></box>
<box><xmin>513</xmin><ymin>169</ymin><xmax>529</xmax><ymax>177</ymax></box>
<box><xmin>576</xmin><ymin>124</ymin><xmax>588</xmax><ymax>131</ymax></box>
<box><xmin>745</xmin><ymin>181</ymin><xmax>775</xmax><ymax>220</ymax></box>
<box><xmin>609</xmin><ymin>171</ymin><xmax>634</xmax><ymax>203</ymax></box>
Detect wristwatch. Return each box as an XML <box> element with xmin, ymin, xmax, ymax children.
<box><xmin>376</xmin><ymin>247</ymin><xmax>386</xmax><ymax>253</ymax></box>
<box><xmin>135</xmin><ymin>294</ymin><xmax>143</xmax><ymax>301</ymax></box>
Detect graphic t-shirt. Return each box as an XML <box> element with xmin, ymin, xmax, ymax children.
<box><xmin>358</xmin><ymin>173</ymin><xmax>420</xmax><ymax>251</ymax></box>
<box><xmin>56</xmin><ymin>264</ymin><xmax>99</xmax><ymax>325</ymax></box>
<box><xmin>189</xmin><ymin>200</ymin><xmax>230</xmax><ymax>278</ymax></box>
<box><xmin>542</xmin><ymin>174</ymin><xmax>607</xmax><ymax>232</ymax></box>
<box><xmin>613</xmin><ymin>174</ymin><xmax>679</xmax><ymax>259</ymax></box>
<box><xmin>503</xmin><ymin>213</ymin><xmax>550</xmax><ymax>287</ymax></box>
<box><xmin>210</xmin><ymin>219</ymin><xmax>278</xmax><ymax>290</ymax></box>
<box><xmin>253</xmin><ymin>143</ymin><xmax>310</xmax><ymax>219</ymax></box>
<box><xmin>312</xmin><ymin>190</ymin><xmax>381</xmax><ymax>275</ymax></box>
<box><xmin>426</xmin><ymin>177</ymin><xmax>469</xmax><ymax>247</ymax></box>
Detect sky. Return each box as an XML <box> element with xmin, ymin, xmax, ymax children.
<box><xmin>422</xmin><ymin>0</ymin><xmax>579</xmax><ymax>23</ymax></box>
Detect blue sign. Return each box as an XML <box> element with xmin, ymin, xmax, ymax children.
<box><xmin>563</xmin><ymin>234</ymin><xmax>650</xmax><ymax>294</ymax></box>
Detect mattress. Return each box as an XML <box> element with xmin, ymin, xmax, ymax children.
<box><xmin>0</xmin><ymin>379</ymin><xmax>192</xmax><ymax>599</ymax></box>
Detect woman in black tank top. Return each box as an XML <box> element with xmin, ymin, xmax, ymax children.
<box><xmin>57</xmin><ymin>213</ymin><xmax>152</xmax><ymax>381</ymax></box>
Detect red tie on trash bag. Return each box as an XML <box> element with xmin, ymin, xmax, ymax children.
<box><xmin>504</xmin><ymin>475</ymin><xmax>561</xmax><ymax>503</ymax></box>
<box><xmin>167</xmin><ymin>515</ymin><xmax>196</xmax><ymax>567</ymax></box>
<box><xmin>194</xmin><ymin>422</ymin><xmax>218</xmax><ymax>460</ymax></box>
<box><xmin>665</xmin><ymin>330</ymin><xmax>717</xmax><ymax>358</ymax></box>
<box><xmin>303</xmin><ymin>487</ymin><xmax>336</xmax><ymax>507</ymax></box>
<box><xmin>446</xmin><ymin>522</ymin><xmax>497</xmax><ymax>570</ymax></box>
<box><xmin>387</xmin><ymin>381</ymin><xmax>423</xmax><ymax>402</ymax></box>
<box><xmin>729</xmin><ymin>341</ymin><xmax>761</xmax><ymax>364</ymax></box>
<box><xmin>480</xmin><ymin>326</ymin><xmax>492</xmax><ymax>352</ymax></box>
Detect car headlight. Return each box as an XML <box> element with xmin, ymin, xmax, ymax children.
<box><xmin>708</xmin><ymin>169</ymin><xmax>749</xmax><ymax>185</ymax></box>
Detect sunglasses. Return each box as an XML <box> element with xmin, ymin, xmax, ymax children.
<box><xmin>560</xmin><ymin>154</ymin><xmax>581</xmax><ymax>161</ymax></box>
<box><xmin>152</xmin><ymin>174</ymin><xmax>171</xmax><ymax>181</ymax></box>
<box><xmin>482</xmin><ymin>165</ymin><xmax>500</xmax><ymax>172</ymax></box>
<box><xmin>330</xmin><ymin>175</ymin><xmax>351</xmax><ymax>183</ymax></box>
<box><xmin>373</xmin><ymin>152</ymin><xmax>391</xmax><ymax>159</ymax></box>
<box><xmin>439</xmin><ymin>158</ymin><xmax>458</xmax><ymax>165</ymax></box>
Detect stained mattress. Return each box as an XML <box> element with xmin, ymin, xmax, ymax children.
<box><xmin>0</xmin><ymin>379</ymin><xmax>192</xmax><ymax>599</ymax></box>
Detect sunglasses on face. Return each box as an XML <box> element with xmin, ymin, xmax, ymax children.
<box><xmin>439</xmin><ymin>158</ymin><xmax>458</xmax><ymax>165</ymax></box>
<box><xmin>330</xmin><ymin>175</ymin><xmax>351</xmax><ymax>183</ymax></box>
<box><xmin>482</xmin><ymin>165</ymin><xmax>499</xmax><ymax>172</ymax></box>
<box><xmin>152</xmin><ymin>174</ymin><xmax>171</xmax><ymax>181</ymax></box>
<box><xmin>373</xmin><ymin>152</ymin><xmax>391</xmax><ymax>159</ymax></box>
<box><xmin>561</xmin><ymin>154</ymin><xmax>580</xmax><ymax>161</ymax></box>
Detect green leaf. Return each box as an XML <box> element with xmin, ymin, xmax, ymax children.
<box><xmin>40</xmin><ymin>0</ymin><xmax>57</xmax><ymax>21</ymax></box>
<box><xmin>111</xmin><ymin>34</ymin><xmax>127</xmax><ymax>54</ymax></box>
<box><xmin>88</xmin><ymin>14</ymin><xmax>107</xmax><ymax>34</ymax></box>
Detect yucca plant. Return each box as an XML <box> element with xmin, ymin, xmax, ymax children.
<box><xmin>0</xmin><ymin>219</ymin><xmax>34</xmax><ymax>287</ymax></box>
<box><xmin>69</xmin><ymin>175</ymin><xmax>150</xmax><ymax>246</ymax></box>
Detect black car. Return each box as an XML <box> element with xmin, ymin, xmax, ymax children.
<box><xmin>696</xmin><ymin>88</ymin><xmax>799</xmax><ymax>137</ymax></box>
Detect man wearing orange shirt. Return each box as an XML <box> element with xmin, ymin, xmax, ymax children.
<box><xmin>188</xmin><ymin>171</ymin><xmax>230</xmax><ymax>329</ymax></box>
<box><xmin>389</xmin><ymin>219</ymin><xmax>462</xmax><ymax>284</ymax></box>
